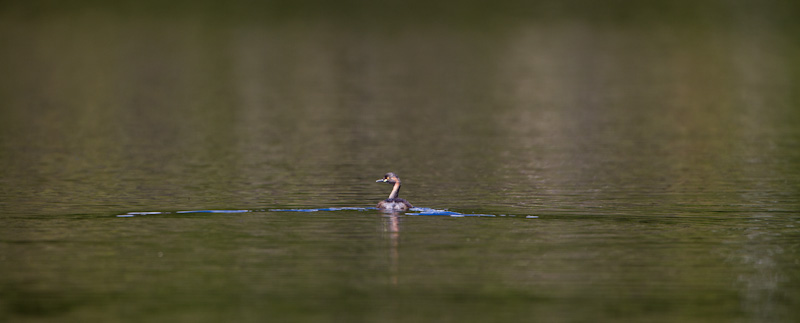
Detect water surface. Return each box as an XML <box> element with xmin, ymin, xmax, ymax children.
<box><xmin>1</xmin><ymin>2</ymin><xmax>799</xmax><ymax>322</ymax></box>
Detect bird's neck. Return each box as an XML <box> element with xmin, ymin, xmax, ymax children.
<box><xmin>388</xmin><ymin>181</ymin><xmax>401</xmax><ymax>199</ymax></box>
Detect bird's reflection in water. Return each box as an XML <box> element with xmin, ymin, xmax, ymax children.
<box><xmin>383</xmin><ymin>214</ymin><xmax>401</xmax><ymax>285</ymax></box>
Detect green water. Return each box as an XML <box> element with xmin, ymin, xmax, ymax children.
<box><xmin>1</xmin><ymin>1</ymin><xmax>799</xmax><ymax>322</ymax></box>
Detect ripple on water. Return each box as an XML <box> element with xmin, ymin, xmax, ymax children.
<box><xmin>116</xmin><ymin>210</ymin><xmax>251</xmax><ymax>217</ymax></box>
<box><xmin>116</xmin><ymin>208</ymin><xmax>531</xmax><ymax>218</ymax></box>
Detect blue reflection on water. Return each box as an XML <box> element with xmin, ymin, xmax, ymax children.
<box><xmin>177</xmin><ymin>210</ymin><xmax>252</xmax><ymax>214</ymax></box>
<box><xmin>406</xmin><ymin>208</ymin><xmax>496</xmax><ymax>217</ymax></box>
<box><xmin>271</xmin><ymin>207</ymin><xmax>500</xmax><ymax>217</ymax></box>
<box><xmin>116</xmin><ymin>207</ymin><xmax>524</xmax><ymax>218</ymax></box>
<box><xmin>117</xmin><ymin>210</ymin><xmax>251</xmax><ymax>217</ymax></box>
<box><xmin>269</xmin><ymin>207</ymin><xmax>372</xmax><ymax>212</ymax></box>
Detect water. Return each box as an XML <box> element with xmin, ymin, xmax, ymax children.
<box><xmin>1</xmin><ymin>2</ymin><xmax>800</xmax><ymax>322</ymax></box>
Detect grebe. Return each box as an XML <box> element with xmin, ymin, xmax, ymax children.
<box><xmin>376</xmin><ymin>172</ymin><xmax>414</xmax><ymax>212</ymax></box>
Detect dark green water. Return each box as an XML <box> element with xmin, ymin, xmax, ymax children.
<box><xmin>1</xmin><ymin>2</ymin><xmax>800</xmax><ymax>322</ymax></box>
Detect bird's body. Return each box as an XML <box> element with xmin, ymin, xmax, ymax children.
<box><xmin>376</xmin><ymin>172</ymin><xmax>413</xmax><ymax>212</ymax></box>
<box><xmin>377</xmin><ymin>198</ymin><xmax>413</xmax><ymax>212</ymax></box>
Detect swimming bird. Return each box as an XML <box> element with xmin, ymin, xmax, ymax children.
<box><xmin>376</xmin><ymin>172</ymin><xmax>414</xmax><ymax>212</ymax></box>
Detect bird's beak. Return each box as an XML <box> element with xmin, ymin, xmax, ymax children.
<box><xmin>376</xmin><ymin>179</ymin><xmax>387</xmax><ymax>183</ymax></box>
